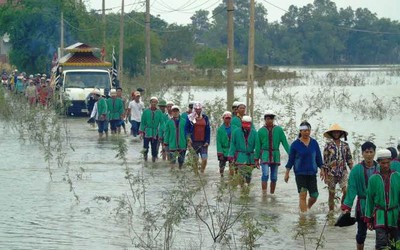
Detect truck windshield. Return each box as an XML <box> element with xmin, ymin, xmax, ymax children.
<box><xmin>64</xmin><ymin>71</ymin><xmax>110</xmax><ymax>89</ymax></box>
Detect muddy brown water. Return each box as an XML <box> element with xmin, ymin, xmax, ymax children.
<box><xmin>2</xmin><ymin>66</ymin><xmax>399</xmax><ymax>249</ymax></box>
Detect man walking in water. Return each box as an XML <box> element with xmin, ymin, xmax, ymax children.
<box><xmin>342</xmin><ymin>141</ymin><xmax>378</xmax><ymax>250</ymax></box>
<box><xmin>139</xmin><ymin>97</ymin><xmax>164</xmax><ymax>162</ymax></box>
<box><xmin>257</xmin><ymin>110</ymin><xmax>290</xmax><ymax>196</ymax></box>
<box><xmin>186</xmin><ymin>102</ymin><xmax>211</xmax><ymax>173</ymax></box>
<box><xmin>365</xmin><ymin>149</ymin><xmax>400</xmax><ymax>250</ymax></box>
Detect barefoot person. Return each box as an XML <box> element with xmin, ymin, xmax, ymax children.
<box><xmin>284</xmin><ymin>121</ymin><xmax>325</xmax><ymax>212</ymax></box>
<box><xmin>257</xmin><ymin>110</ymin><xmax>290</xmax><ymax>195</ymax></box>
<box><xmin>365</xmin><ymin>149</ymin><xmax>400</xmax><ymax>250</ymax></box>
<box><xmin>322</xmin><ymin>123</ymin><xmax>353</xmax><ymax>211</ymax></box>
<box><xmin>341</xmin><ymin>141</ymin><xmax>378</xmax><ymax>250</ymax></box>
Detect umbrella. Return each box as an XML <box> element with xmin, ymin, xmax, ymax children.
<box><xmin>335</xmin><ymin>213</ymin><xmax>356</xmax><ymax>227</ymax></box>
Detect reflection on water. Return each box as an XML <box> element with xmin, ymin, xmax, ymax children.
<box><xmin>2</xmin><ymin>66</ymin><xmax>397</xmax><ymax>249</ymax></box>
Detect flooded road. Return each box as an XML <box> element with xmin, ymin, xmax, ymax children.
<box><xmin>2</xmin><ymin>66</ymin><xmax>399</xmax><ymax>249</ymax></box>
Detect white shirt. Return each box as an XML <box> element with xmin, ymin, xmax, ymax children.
<box><xmin>128</xmin><ymin>100</ymin><xmax>144</xmax><ymax>122</ymax></box>
<box><xmin>90</xmin><ymin>102</ymin><xmax>98</xmax><ymax>120</ymax></box>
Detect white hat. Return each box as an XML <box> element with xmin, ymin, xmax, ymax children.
<box><xmin>242</xmin><ymin>115</ymin><xmax>252</xmax><ymax>122</ymax></box>
<box><xmin>110</xmin><ymin>89</ymin><xmax>117</xmax><ymax>96</ymax></box>
<box><xmin>264</xmin><ymin>110</ymin><xmax>276</xmax><ymax>116</ymax></box>
<box><xmin>232</xmin><ymin>101</ymin><xmax>240</xmax><ymax>107</ymax></box>
<box><xmin>376</xmin><ymin>149</ymin><xmax>392</xmax><ymax>160</ymax></box>
<box><xmin>193</xmin><ymin>102</ymin><xmax>202</xmax><ymax>109</ymax></box>
<box><xmin>150</xmin><ymin>96</ymin><xmax>158</xmax><ymax>102</ymax></box>
<box><xmin>237</xmin><ymin>102</ymin><xmax>246</xmax><ymax>107</ymax></box>
<box><xmin>166</xmin><ymin>101</ymin><xmax>174</xmax><ymax>106</ymax></box>
<box><xmin>92</xmin><ymin>89</ymin><xmax>101</xmax><ymax>96</ymax></box>
<box><xmin>222</xmin><ymin>111</ymin><xmax>232</xmax><ymax>118</ymax></box>
<box><xmin>171</xmin><ymin>105</ymin><xmax>180</xmax><ymax>111</ymax></box>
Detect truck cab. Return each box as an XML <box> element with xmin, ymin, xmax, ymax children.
<box><xmin>61</xmin><ymin>69</ymin><xmax>111</xmax><ymax>115</ymax></box>
<box><xmin>53</xmin><ymin>42</ymin><xmax>113</xmax><ymax>116</ymax></box>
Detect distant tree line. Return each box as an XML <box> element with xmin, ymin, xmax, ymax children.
<box><xmin>0</xmin><ymin>0</ymin><xmax>399</xmax><ymax>75</ymax></box>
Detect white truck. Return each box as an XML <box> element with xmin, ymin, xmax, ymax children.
<box><xmin>53</xmin><ymin>43</ymin><xmax>113</xmax><ymax>115</ymax></box>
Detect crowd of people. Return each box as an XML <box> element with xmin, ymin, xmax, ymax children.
<box><xmin>89</xmin><ymin>90</ymin><xmax>400</xmax><ymax>250</ymax></box>
<box><xmin>2</xmin><ymin>69</ymin><xmax>53</xmax><ymax>106</ymax></box>
<box><xmin>5</xmin><ymin>76</ymin><xmax>397</xmax><ymax>249</ymax></box>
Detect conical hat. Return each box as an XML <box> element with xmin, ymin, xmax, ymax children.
<box><xmin>324</xmin><ymin>123</ymin><xmax>348</xmax><ymax>139</ymax></box>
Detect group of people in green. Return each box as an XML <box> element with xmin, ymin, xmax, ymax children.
<box><xmin>91</xmin><ymin>92</ymin><xmax>400</xmax><ymax>249</ymax></box>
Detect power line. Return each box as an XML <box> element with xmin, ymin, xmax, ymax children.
<box><xmin>260</xmin><ymin>0</ymin><xmax>288</xmax><ymax>13</ymax></box>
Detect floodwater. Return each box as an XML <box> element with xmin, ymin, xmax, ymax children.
<box><xmin>1</xmin><ymin>66</ymin><xmax>399</xmax><ymax>249</ymax></box>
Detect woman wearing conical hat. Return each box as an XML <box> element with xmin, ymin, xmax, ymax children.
<box><xmin>322</xmin><ymin>123</ymin><xmax>353</xmax><ymax>211</ymax></box>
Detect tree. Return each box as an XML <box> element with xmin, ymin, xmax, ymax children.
<box><xmin>193</xmin><ymin>47</ymin><xmax>226</xmax><ymax>69</ymax></box>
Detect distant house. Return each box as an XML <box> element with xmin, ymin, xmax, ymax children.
<box><xmin>161</xmin><ymin>58</ymin><xmax>181</xmax><ymax>70</ymax></box>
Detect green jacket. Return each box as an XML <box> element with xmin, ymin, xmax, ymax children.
<box><xmin>216</xmin><ymin>123</ymin><xmax>231</xmax><ymax>157</ymax></box>
<box><xmin>96</xmin><ymin>98</ymin><xmax>108</xmax><ymax>120</ymax></box>
<box><xmin>163</xmin><ymin>116</ymin><xmax>187</xmax><ymax>151</ymax></box>
<box><xmin>365</xmin><ymin>171</ymin><xmax>400</xmax><ymax>228</ymax></box>
<box><xmin>139</xmin><ymin>108</ymin><xmax>164</xmax><ymax>138</ymax></box>
<box><xmin>106</xmin><ymin>98</ymin><xmax>124</xmax><ymax>120</ymax></box>
<box><xmin>257</xmin><ymin>125</ymin><xmax>290</xmax><ymax>165</ymax></box>
<box><xmin>390</xmin><ymin>160</ymin><xmax>400</xmax><ymax>172</ymax></box>
<box><xmin>342</xmin><ymin>161</ymin><xmax>380</xmax><ymax>217</ymax></box>
<box><xmin>228</xmin><ymin>128</ymin><xmax>260</xmax><ymax>166</ymax></box>
<box><xmin>158</xmin><ymin>113</ymin><xmax>170</xmax><ymax>140</ymax></box>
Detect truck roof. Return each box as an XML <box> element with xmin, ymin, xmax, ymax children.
<box><xmin>59</xmin><ymin>42</ymin><xmax>111</xmax><ymax>67</ymax></box>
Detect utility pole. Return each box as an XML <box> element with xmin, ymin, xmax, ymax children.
<box><xmin>226</xmin><ymin>0</ymin><xmax>234</xmax><ymax>111</ymax></box>
<box><xmin>246</xmin><ymin>0</ymin><xmax>255</xmax><ymax>117</ymax></box>
<box><xmin>145</xmin><ymin>0</ymin><xmax>151</xmax><ymax>86</ymax></box>
<box><xmin>119</xmin><ymin>0</ymin><xmax>124</xmax><ymax>86</ymax></box>
<box><xmin>102</xmin><ymin>0</ymin><xmax>106</xmax><ymax>47</ymax></box>
<box><xmin>60</xmin><ymin>11</ymin><xmax>64</xmax><ymax>57</ymax></box>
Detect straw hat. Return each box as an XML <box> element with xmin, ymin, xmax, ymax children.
<box><xmin>323</xmin><ymin>123</ymin><xmax>348</xmax><ymax>139</ymax></box>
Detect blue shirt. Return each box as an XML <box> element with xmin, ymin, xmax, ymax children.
<box><xmin>285</xmin><ymin>138</ymin><xmax>324</xmax><ymax>175</ymax></box>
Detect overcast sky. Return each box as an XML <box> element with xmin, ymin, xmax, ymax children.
<box><xmin>85</xmin><ymin>0</ymin><xmax>400</xmax><ymax>24</ymax></box>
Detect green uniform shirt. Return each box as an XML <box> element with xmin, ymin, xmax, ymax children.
<box><xmin>228</xmin><ymin>128</ymin><xmax>260</xmax><ymax>166</ymax></box>
<box><xmin>97</xmin><ymin>98</ymin><xmax>108</xmax><ymax>120</ymax></box>
<box><xmin>257</xmin><ymin>125</ymin><xmax>290</xmax><ymax>165</ymax></box>
<box><xmin>390</xmin><ymin>161</ymin><xmax>400</xmax><ymax>172</ymax></box>
<box><xmin>163</xmin><ymin>116</ymin><xmax>187</xmax><ymax>151</ymax></box>
<box><xmin>106</xmin><ymin>98</ymin><xmax>124</xmax><ymax>120</ymax></box>
<box><xmin>365</xmin><ymin>171</ymin><xmax>400</xmax><ymax>228</ymax></box>
<box><xmin>342</xmin><ymin>161</ymin><xmax>379</xmax><ymax>217</ymax></box>
<box><xmin>216</xmin><ymin>124</ymin><xmax>231</xmax><ymax>157</ymax></box>
<box><xmin>139</xmin><ymin>108</ymin><xmax>164</xmax><ymax>138</ymax></box>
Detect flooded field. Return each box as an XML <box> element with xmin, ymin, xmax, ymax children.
<box><xmin>1</xmin><ymin>66</ymin><xmax>399</xmax><ymax>249</ymax></box>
